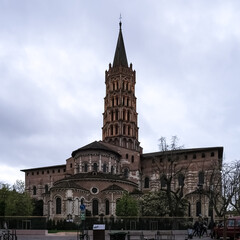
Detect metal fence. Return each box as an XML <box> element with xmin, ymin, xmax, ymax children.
<box><xmin>0</xmin><ymin>216</ymin><xmax>195</xmax><ymax>231</ymax></box>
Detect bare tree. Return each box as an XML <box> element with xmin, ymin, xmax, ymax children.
<box><xmin>204</xmin><ymin>160</ymin><xmax>240</xmax><ymax>217</ymax></box>
<box><xmin>152</xmin><ymin>136</ymin><xmax>190</xmax><ymax>216</ymax></box>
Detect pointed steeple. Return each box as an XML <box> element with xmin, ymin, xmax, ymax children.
<box><xmin>113</xmin><ymin>21</ymin><xmax>128</xmax><ymax>68</ymax></box>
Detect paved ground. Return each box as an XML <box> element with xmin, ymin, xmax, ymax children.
<box><xmin>17</xmin><ymin>234</ymin><xmax>212</xmax><ymax>240</ymax></box>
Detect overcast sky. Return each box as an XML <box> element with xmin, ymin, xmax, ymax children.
<box><xmin>1</xmin><ymin>0</ymin><xmax>240</xmax><ymax>185</ymax></box>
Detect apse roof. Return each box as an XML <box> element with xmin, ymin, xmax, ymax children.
<box><xmin>51</xmin><ymin>181</ymin><xmax>88</xmax><ymax>191</ymax></box>
<box><xmin>102</xmin><ymin>184</ymin><xmax>125</xmax><ymax>192</ymax></box>
<box><xmin>71</xmin><ymin>141</ymin><xmax>120</xmax><ymax>157</ymax></box>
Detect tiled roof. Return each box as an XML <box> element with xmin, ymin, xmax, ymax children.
<box><xmin>142</xmin><ymin>146</ymin><xmax>224</xmax><ymax>159</ymax></box>
<box><xmin>51</xmin><ymin>181</ymin><xmax>88</xmax><ymax>191</ymax></box>
<box><xmin>102</xmin><ymin>184</ymin><xmax>125</xmax><ymax>192</ymax></box>
<box><xmin>72</xmin><ymin>141</ymin><xmax>120</xmax><ymax>157</ymax></box>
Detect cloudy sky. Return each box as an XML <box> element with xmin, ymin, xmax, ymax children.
<box><xmin>1</xmin><ymin>0</ymin><xmax>240</xmax><ymax>185</ymax></box>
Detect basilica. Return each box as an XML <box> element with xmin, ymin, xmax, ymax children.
<box><xmin>22</xmin><ymin>22</ymin><xmax>223</xmax><ymax>221</ymax></box>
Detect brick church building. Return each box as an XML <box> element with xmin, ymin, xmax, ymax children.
<box><xmin>22</xmin><ymin>22</ymin><xmax>223</xmax><ymax>221</ymax></box>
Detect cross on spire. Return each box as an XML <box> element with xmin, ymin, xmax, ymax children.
<box><xmin>119</xmin><ymin>14</ymin><xmax>122</xmax><ymax>30</ymax></box>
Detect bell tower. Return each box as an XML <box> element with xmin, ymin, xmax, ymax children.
<box><xmin>102</xmin><ymin>21</ymin><xmax>140</xmax><ymax>151</ymax></box>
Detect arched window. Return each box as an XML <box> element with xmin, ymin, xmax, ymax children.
<box><xmin>178</xmin><ymin>174</ymin><xmax>185</xmax><ymax>187</ymax></box>
<box><xmin>56</xmin><ymin>197</ymin><xmax>61</xmax><ymax>214</ymax></box>
<box><xmin>45</xmin><ymin>185</ymin><xmax>49</xmax><ymax>194</ymax></box>
<box><xmin>123</xmin><ymin>110</ymin><xmax>126</xmax><ymax>120</ymax></box>
<box><xmin>127</xmin><ymin>110</ymin><xmax>130</xmax><ymax>120</ymax></box>
<box><xmin>84</xmin><ymin>163</ymin><xmax>88</xmax><ymax>172</ymax></box>
<box><xmin>161</xmin><ymin>175</ymin><xmax>167</xmax><ymax>188</ymax></box>
<box><xmin>103</xmin><ymin>163</ymin><xmax>107</xmax><ymax>173</ymax></box>
<box><xmin>105</xmin><ymin>199</ymin><xmax>110</xmax><ymax>215</ymax></box>
<box><xmin>131</xmin><ymin>155</ymin><xmax>134</xmax><ymax>163</ymax></box>
<box><xmin>92</xmin><ymin>199</ymin><xmax>99</xmax><ymax>216</ymax></box>
<box><xmin>123</xmin><ymin>125</ymin><xmax>126</xmax><ymax>134</ymax></box>
<box><xmin>111</xmin><ymin>166</ymin><xmax>114</xmax><ymax>174</ymax></box>
<box><xmin>144</xmin><ymin>177</ymin><xmax>150</xmax><ymax>188</ymax></box>
<box><xmin>93</xmin><ymin>163</ymin><xmax>98</xmax><ymax>172</ymax></box>
<box><xmin>188</xmin><ymin>202</ymin><xmax>191</xmax><ymax>217</ymax></box>
<box><xmin>110</xmin><ymin>125</ymin><xmax>113</xmax><ymax>135</ymax></box>
<box><xmin>128</xmin><ymin>126</ymin><xmax>131</xmax><ymax>135</ymax></box>
<box><xmin>123</xmin><ymin>168</ymin><xmax>129</xmax><ymax>178</ymax></box>
<box><xmin>196</xmin><ymin>201</ymin><xmax>201</xmax><ymax>217</ymax></box>
<box><xmin>198</xmin><ymin>171</ymin><xmax>204</xmax><ymax>185</ymax></box>
<box><xmin>111</xmin><ymin>111</ymin><xmax>114</xmax><ymax>121</ymax></box>
<box><xmin>33</xmin><ymin>186</ymin><xmax>37</xmax><ymax>195</ymax></box>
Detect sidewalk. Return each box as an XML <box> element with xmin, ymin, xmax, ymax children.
<box><xmin>17</xmin><ymin>232</ymin><xmax>212</xmax><ymax>240</ymax></box>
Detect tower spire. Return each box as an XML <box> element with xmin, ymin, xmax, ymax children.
<box><xmin>102</xmin><ymin>21</ymin><xmax>140</xmax><ymax>151</ymax></box>
<box><xmin>113</xmin><ymin>19</ymin><xmax>128</xmax><ymax>68</ymax></box>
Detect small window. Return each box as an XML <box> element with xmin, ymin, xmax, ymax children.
<box><xmin>103</xmin><ymin>163</ymin><xmax>107</xmax><ymax>173</ymax></box>
<box><xmin>126</xmin><ymin>154</ymin><xmax>128</xmax><ymax>159</ymax></box>
<box><xmin>211</xmin><ymin>152</ymin><xmax>215</xmax><ymax>157</ymax></box>
<box><xmin>63</xmin><ymin>169</ymin><xmax>66</xmax><ymax>172</ymax></box>
<box><xmin>32</xmin><ymin>172</ymin><xmax>34</xmax><ymax>175</ymax></box>
<box><xmin>58</xmin><ymin>169</ymin><xmax>60</xmax><ymax>173</ymax></box>
<box><xmin>193</xmin><ymin>154</ymin><xmax>196</xmax><ymax>159</ymax></box>
<box><xmin>42</xmin><ymin>171</ymin><xmax>44</xmax><ymax>175</ymax></box>
<box><xmin>161</xmin><ymin>175</ymin><xmax>167</xmax><ymax>188</ymax></box>
<box><xmin>83</xmin><ymin>163</ymin><xmax>88</xmax><ymax>172</ymax></box>
<box><xmin>178</xmin><ymin>174</ymin><xmax>185</xmax><ymax>186</ymax></box>
<box><xmin>184</xmin><ymin>155</ymin><xmax>188</xmax><ymax>160</ymax></box>
<box><xmin>47</xmin><ymin>170</ymin><xmax>49</xmax><ymax>174</ymax></box>
<box><xmin>93</xmin><ymin>163</ymin><xmax>98</xmax><ymax>172</ymax></box>
<box><xmin>198</xmin><ymin>171</ymin><xmax>204</xmax><ymax>185</ymax></box>
<box><xmin>56</xmin><ymin>197</ymin><xmax>61</xmax><ymax>214</ymax></box>
<box><xmin>144</xmin><ymin>177</ymin><xmax>150</xmax><ymax>188</ymax></box>
<box><xmin>52</xmin><ymin>169</ymin><xmax>55</xmax><ymax>173</ymax></box>
<box><xmin>202</xmin><ymin>153</ymin><xmax>205</xmax><ymax>158</ymax></box>
<box><xmin>45</xmin><ymin>185</ymin><xmax>49</xmax><ymax>194</ymax></box>
<box><xmin>105</xmin><ymin>199</ymin><xmax>110</xmax><ymax>215</ymax></box>
<box><xmin>131</xmin><ymin>156</ymin><xmax>134</xmax><ymax>163</ymax></box>
<box><xmin>37</xmin><ymin>171</ymin><xmax>39</xmax><ymax>175</ymax></box>
<box><xmin>196</xmin><ymin>201</ymin><xmax>201</xmax><ymax>217</ymax></box>
<box><xmin>70</xmin><ymin>163</ymin><xmax>72</xmax><ymax>168</ymax></box>
<box><xmin>33</xmin><ymin>186</ymin><xmax>37</xmax><ymax>195</ymax></box>
<box><xmin>124</xmin><ymin>168</ymin><xmax>129</xmax><ymax>178</ymax></box>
